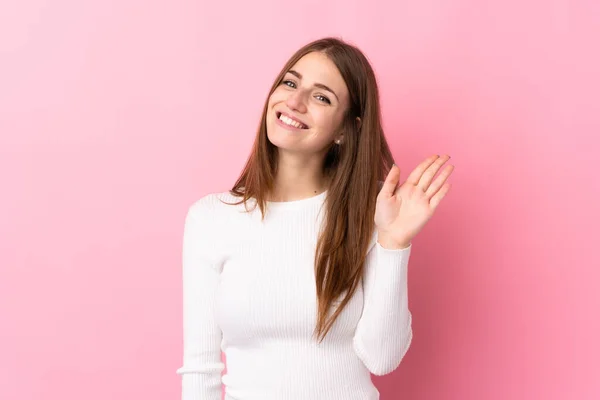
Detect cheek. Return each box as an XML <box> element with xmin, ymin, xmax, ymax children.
<box><xmin>313</xmin><ymin>109</ymin><xmax>342</xmax><ymax>133</ymax></box>
<box><xmin>266</xmin><ymin>93</ymin><xmax>280</xmax><ymax>120</ymax></box>
<box><xmin>268</xmin><ymin>88</ymin><xmax>286</xmax><ymax>105</ymax></box>
<box><xmin>267</xmin><ymin>94</ymin><xmax>275</xmax><ymax>109</ymax></box>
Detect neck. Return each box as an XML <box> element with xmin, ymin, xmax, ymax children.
<box><xmin>268</xmin><ymin>156</ymin><xmax>330</xmax><ymax>202</ymax></box>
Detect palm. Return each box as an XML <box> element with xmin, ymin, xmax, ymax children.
<box><xmin>375</xmin><ymin>155</ymin><xmax>454</xmax><ymax>245</ymax></box>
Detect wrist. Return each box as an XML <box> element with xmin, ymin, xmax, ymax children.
<box><xmin>377</xmin><ymin>232</ymin><xmax>411</xmax><ymax>250</ymax></box>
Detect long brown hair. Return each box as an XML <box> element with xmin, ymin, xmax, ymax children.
<box><xmin>223</xmin><ymin>37</ymin><xmax>395</xmax><ymax>343</ymax></box>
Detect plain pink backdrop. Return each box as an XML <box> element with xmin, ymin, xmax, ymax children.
<box><xmin>1</xmin><ymin>0</ymin><xmax>598</xmax><ymax>399</ymax></box>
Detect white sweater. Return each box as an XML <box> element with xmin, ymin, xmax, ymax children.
<box><xmin>176</xmin><ymin>190</ymin><xmax>413</xmax><ymax>400</ymax></box>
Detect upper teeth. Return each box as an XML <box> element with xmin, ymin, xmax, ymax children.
<box><xmin>279</xmin><ymin>114</ymin><xmax>305</xmax><ymax>129</ymax></box>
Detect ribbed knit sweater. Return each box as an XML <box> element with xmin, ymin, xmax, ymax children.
<box><xmin>176</xmin><ymin>190</ymin><xmax>413</xmax><ymax>400</ymax></box>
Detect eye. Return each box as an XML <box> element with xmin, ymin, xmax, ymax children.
<box><xmin>315</xmin><ymin>95</ymin><xmax>331</xmax><ymax>104</ymax></box>
<box><xmin>282</xmin><ymin>80</ymin><xmax>296</xmax><ymax>88</ymax></box>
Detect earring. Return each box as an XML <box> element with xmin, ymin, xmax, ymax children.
<box><xmin>335</xmin><ymin>139</ymin><xmax>341</xmax><ymax>144</ymax></box>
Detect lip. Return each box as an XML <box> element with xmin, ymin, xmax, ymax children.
<box><xmin>275</xmin><ymin>111</ymin><xmax>309</xmax><ymax>129</ymax></box>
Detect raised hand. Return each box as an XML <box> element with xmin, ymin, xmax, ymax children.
<box><xmin>375</xmin><ymin>154</ymin><xmax>454</xmax><ymax>249</ymax></box>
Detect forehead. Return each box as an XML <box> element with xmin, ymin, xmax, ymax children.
<box><xmin>288</xmin><ymin>52</ymin><xmax>348</xmax><ymax>100</ymax></box>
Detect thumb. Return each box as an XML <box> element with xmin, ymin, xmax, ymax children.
<box><xmin>380</xmin><ymin>164</ymin><xmax>400</xmax><ymax>198</ymax></box>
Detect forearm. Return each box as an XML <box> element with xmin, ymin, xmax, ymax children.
<box><xmin>353</xmin><ymin>239</ymin><xmax>413</xmax><ymax>375</ymax></box>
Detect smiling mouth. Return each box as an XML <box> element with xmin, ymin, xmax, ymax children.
<box><xmin>276</xmin><ymin>112</ymin><xmax>309</xmax><ymax>129</ymax></box>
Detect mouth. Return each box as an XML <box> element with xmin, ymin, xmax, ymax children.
<box><xmin>275</xmin><ymin>111</ymin><xmax>309</xmax><ymax>129</ymax></box>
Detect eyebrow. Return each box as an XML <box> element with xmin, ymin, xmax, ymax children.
<box><xmin>287</xmin><ymin>70</ymin><xmax>339</xmax><ymax>101</ymax></box>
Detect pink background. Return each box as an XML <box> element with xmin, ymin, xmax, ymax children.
<box><xmin>1</xmin><ymin>0</ymin><xmax>598</xmax><ymax>399</ymax></box>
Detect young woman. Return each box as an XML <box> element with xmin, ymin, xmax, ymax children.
<box><xmin>176</xmin><ymin>37</ymin><xmax>454</xmax><ymax>400</ymax></box>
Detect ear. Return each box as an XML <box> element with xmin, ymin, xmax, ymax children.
<box><xmin>356</xmin><ymin>117</ymin><xmax>362</xmax><ymax>130</ymax></box>
<box><xmin>334</xmin><ymin>132</ymin><xmax>344</xmax><ymax>144</ymax></box>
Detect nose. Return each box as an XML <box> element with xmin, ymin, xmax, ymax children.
<box><xmin>285</xmin><ymin>89</ymin><xmax>307</xmax><ymax>114</ymax></box>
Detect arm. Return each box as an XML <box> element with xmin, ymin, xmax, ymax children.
<box><xmin>176</xmin><ymin>200</ymin><xmax>225</xmax><ymax>400</ymax></box>
<box><xmin>352</xmin><ymin>232</ymin><xmax>413</xmax><ymax>376</ymax></box>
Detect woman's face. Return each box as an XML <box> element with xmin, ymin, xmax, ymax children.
<box><xmin>266</xmin><ymin>51</ymin><xmax>350</xmax><ymax>156</ymax></box>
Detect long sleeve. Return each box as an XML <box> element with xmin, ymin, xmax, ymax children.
<box><xmin>176</xmin><ymin>201</ymin><xmax>225</xmax><ymax>400</ymax></box>
<box><xmin>352</xmin><ymin>232</ymin><xmax>413</xmax><ymax>376</ymax></box>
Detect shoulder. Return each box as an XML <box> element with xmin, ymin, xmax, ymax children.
<box><xmin>186</xmin><ymin>190</ymin><xmax>245</xmax><ymax>221</ymax></box>
<box><xmin>188</xmin><ymin>191</ymin><xmax>221</xmax><ymax>212</ymax></box>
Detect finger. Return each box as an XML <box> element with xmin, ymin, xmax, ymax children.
<box><xmin>404</xmin><ymin>154</ymin><xmax>440</xmax><ymax>187</ymax></box>
<box><xmin>417</xmin><ymin>155</ymin><xmax>451</xmax><ymax>191</ymax></box>
<box><xmin>425</xmin><ymin>164</ymin><xmax>454</xmax><ymax>199</ymax></box>
<box><xmin>430</xmin><ymin>183</ymin><xmax>451</xmax><ymax>210</ymax></box>
<box><xmin>380</xmin><ymin>164</ymin><xmax>401</xmax><ymax>198</ymax></box>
